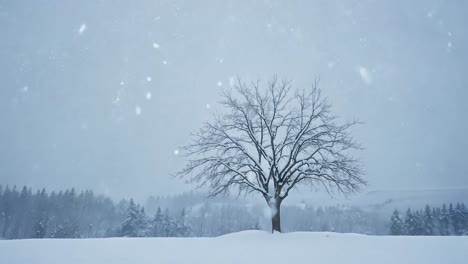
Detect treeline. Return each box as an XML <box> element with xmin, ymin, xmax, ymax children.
<box><xmin>2</xmin><ymin>184</ymin><xmax>467</xmax><ymax>239</ymax></box>
<box><xmin>282</xmin><ymin>204</ymin><xmax>387</xmax><ymax>235</ymax></box>
<box><xmin>144</xmin><ymin>193</ymin><xmax>261</xmax><ymax>237</ymax></box>
<box><xmin>0</xmin><ymin>185</ymin><xmax>124</xmax><ymax>239</ymax></box>
<box><xmin>119</xmin><ymin>199</ymin><xmax>191</xmax><ymax>237</ymax></box>
<box><xmin>0</xmin><ymin>185</ymin><xmax>260</xmax><ymax>239</ymax></box>
<box><xmin>390</xmin><ymin>203</ymin><xmax>468</xmax><ymax>236</ymax></box>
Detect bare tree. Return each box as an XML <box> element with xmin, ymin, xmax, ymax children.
<box><xmin>176</xmin><ymin>77</ymin><xmax>365</xmax><ymax>233</ymax></box>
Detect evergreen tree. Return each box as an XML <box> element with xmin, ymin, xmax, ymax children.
<box><xmin>453</xmin><ymin>203</ymin><xmax>464</xmax><ymax>235</ymax></box>
<box><xmin>405</xmin><ymin>208</ymin><xmax>420</xmax><ymax>235</ymax></box>
<box><xmin>414</xmin><ymin>210</ymin><xmax>425</xmax><ymax>235</ymax></box>
<box><xmin>461</xmin><ymin>203</ymin><xmax>467</xmax><ymax>235</ymax></box>
<box><xmin>50</xmin><ymin>219</ymin><xmax>80</xmax><ymax>238</ymax></box>
<box><xmin>32</xmin><ymin>216</ymin><xmax>48</xmax><ymax>238</ymax></box>
<box><xmin>136</xmin><ymin>207</ymin><xmax>149</xmax><ymax>237</ymax></box>
<box><xmin>423</xmin><ymin>205</ymin><xmax>434</xmax><ymax>236</ymax></box>
<box><xmin>448</xmin><ymin>203</ymin><xmax>455</xmax><ymax>235</ymax></box>
<box><xmin>432</xmin><ymin>207</ymin><xmax>441</xmax><ymax>235</ymax></box>
<box><xmin>150</xmin><ymin>207</ymin><xmax>164</xmax><ymax>236</ymax></box>
<box><xmin>121</xmin><ymin>199</ymin><xmax>140</xmax><ymax>237</ymax></box>
<box><xmin>439</xmin><ymin>204</ymin><xmax>450</xmax><ymax>236</ymax></box>
<box><xmin>175</xmin><ymin>208</ymin><xmax>191</xmax><ymax>237</ymax></box>
<box><xmin>162</xmin><ymin>208</ymin><xmax>176</xmax><ymax>237</ymax></box>
<box><xmin>390</xmin><ymin>209</ymin><xmax>404</xmax><ymax>235</ymax></box>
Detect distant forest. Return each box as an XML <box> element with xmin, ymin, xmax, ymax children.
<box><xmin>0</xmin><ymin>185</ymin><xmax>466</xmax><ymax>239</ymax></box>
<box><xmin>390</xmin><ymin>203</ymin><xmax>467</xmax><ymax>236</ymax></box>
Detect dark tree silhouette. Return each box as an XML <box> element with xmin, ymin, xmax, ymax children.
<box><xmin>176</xmin><ymin>77</ymin><xmax>366</xmax><ymax>232</ymax></box>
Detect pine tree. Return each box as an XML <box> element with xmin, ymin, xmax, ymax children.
<box><xmin>32</xmin><ymin>216</ymin><xmax>48</xmax><ymax>238</ymax></box>
<box><xmin>175</xmin><ymin>208</ymin><xmax>191</xmax><ymax>237</ymax></box>
<box><xmin>448</xmin><ymin>203</ymin><xmax>455</xmax><ymax>235</ymax></box>
<box><xmin>423</xmin><ymin>205</ymin><xmax>434</xmax><ymax>236</ymax></box>
<box><xmin>439</xmin><ymin>204</ymin><xmax>450</xmax><ymax>236</ymax></box>
<box><xmin>404</xmin><ymin>208</ymin><xmax>415</xmax><ymax>235</ymax></box>
<box><xmin>432</xmin><ymin>207</ymin><xmax>441</xmax><ymax>235</ymax></box>
<box><xmin>136</xmin><ymin>207</ymin><xmax>149</xmax><ymax>237</ymax></box>
<box><xmin>121</xmin><ymin>199</ymin><xmax>140</xmax><ymax>237</ymax></box>
<box><xmin>414</xmin><ymin>210</ymin><xmax>425</xmax><ymax>235</ymax></box>
<box><xmin>50</xmin><ymin>219</ymin><xmax>80</xmax><ymax>238</ymax></box>
<box><xmin>460</xmin><ymin>203</ymin><xmax>467</xmax><ymax>235</ymax></box>
<box><xmin>390</xmin><ymin>209</ymin><xmax>404</xmax><ymax>235</ymax></box>
<box><xmin>453</xmin><ymin>203</ymin><xmax>464</xmax><ymax>235</ymax></box>
<box><xmin>150</xmin><ymin>207</ymin><xmax>164</xmax><ymax>236</ymax></box>
<box><xmin>405</xmin><ymin>208</ymin><xmax>424</xmax><ymax>235</ymax></box>
<box><xmin>162</xmin><ymin>208</ymin><xmax>176</xmax><ymax>237</ymax></box>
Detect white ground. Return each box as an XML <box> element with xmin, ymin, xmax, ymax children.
<box><xmin>1</xmin><ymin>231</ymin><xmax>467</xmax><ymax>264</ymax></box>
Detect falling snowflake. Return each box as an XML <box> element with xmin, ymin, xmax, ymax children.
<box><xmin>120</xmin><ymin>81</ymin><xmax>125</xmax><ymax>86</ymax></box>
<box><xmin>22</xmin><ymin>86</ymin><xmax>29</xmax><ymax>93</ymax></box>
<box><xmin>147</xmin><ymin>76</ymin><xmax>152</xmax><ymax>82</ymax></box>
<box><xmin>79</xmin><ymin>24</ymin><xmax>87</xmax><ymax>34</ymax></box>
<box><xmin>153</xmin><ymin>43</ymin><xmax>160</xmax><ymax>49</ymax></box>
<box><xmin>357</xmin><ymin>65</ymin><xmax>372</xmax><ymax>85</ymax></box>
<box><xmin>229</xmin><ymin>76</ymin><xmax>235</xmax><ymax>87</ymax></box>
<box><xmin>173</xmin><ymin>149</ymin><xmax>180</xmax><ymax>155</ymax></box>
<box><xmin>162</xmin><ymin>60</ymin><xmax>167</xmax><ymax>65</ymax></box>
<box><xmin>217</xmin><ymin>81</ymin><xmax>223</xmax><ymax>87</ymax></box>
<box><xmin>135</xmin><ymin>106</ymin><xmax>142</xmax><ymax>115</ymax></box>
<box><xmin>146</xmin><ymin>92</ymin><xmax>152</xmax><ymax>100</ymax></box>
<box><xmin>206</xmin><ymin>103</ymin><xmax>211</xmax><ymax>109</ymax></box>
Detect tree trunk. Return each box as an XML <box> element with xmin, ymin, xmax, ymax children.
<box><xmin>270</xmin><ymin>199</ymin><xmax>282</xmax><ymax>233</ymax></box>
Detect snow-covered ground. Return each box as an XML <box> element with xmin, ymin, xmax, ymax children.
<box><xmin>1</xmin><ymin>231</ymin><xmax>467</xmax><ymax>264</ymax></box>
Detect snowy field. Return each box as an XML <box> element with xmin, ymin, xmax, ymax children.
<box><xmin>1</xmin><ymin>231</ymin><xmax>467</xmax><ymax>264</ymax></box>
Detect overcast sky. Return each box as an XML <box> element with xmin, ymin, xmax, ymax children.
<box><xmin>0</xmin><ymin>0</ymin><xmax>467</xmax><ymax>200</ymax></box>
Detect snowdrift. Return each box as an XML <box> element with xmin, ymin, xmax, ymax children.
<box><xmin>1</xmin><ymin>231</ymin><xmax>467</xmax><ymax>264</ymax></box>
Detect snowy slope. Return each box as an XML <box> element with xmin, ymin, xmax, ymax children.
<box><xmin>1</xmin><ymin>231</ymin><xmax>467</xmax><ymax>264</ymax></box>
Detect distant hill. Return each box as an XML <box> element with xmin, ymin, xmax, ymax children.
<box><xmin>352</xmin><ymin>188</ymin><xmax>468</xmax><ymax>213</ymax></box>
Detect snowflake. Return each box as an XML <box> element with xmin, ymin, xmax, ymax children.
<box><xmin>79</xmin><ymin>24</ymin><xmax>87</xmax><ymax>34</ymax></box>
<box><xmin>229</xmin><ymin>76</ymin><xmax>235</xmax><ymax>87</ymax></box>
<box><xmin>357</xmin><ymin>65</ymin><xmax>372</xmax><ymax>85</ymax></box>
<box><xmin>135</xmin><ymin>106</ymin><xmax>142</xmax><ymax>115</ymax></box>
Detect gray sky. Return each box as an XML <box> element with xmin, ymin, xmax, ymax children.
<box><xmin>1</xmin><ymin>0</ymin><xmax>467</xmax><ymax>200</ymax></box>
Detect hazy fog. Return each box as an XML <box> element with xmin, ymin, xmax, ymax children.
<box><xmin>1</xmin><ymin>0</ymin><xmax>467</xmax><ymax>200</ymax></box>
